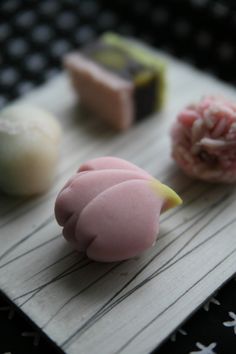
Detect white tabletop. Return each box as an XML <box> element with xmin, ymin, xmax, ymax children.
<box><xmin>0</xmin><ymin>53</ymin><xmax>236</xmax><ymax>354</ymax></box>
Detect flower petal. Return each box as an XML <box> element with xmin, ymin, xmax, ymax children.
<box><xmin>78</xmin><ymin>156</ymin><xmax>150</xmax><ymax>177</ymax></box>
<box><xmin>55</xmin><ymin>169</ymin><xmax>148</xmax><ymax>226</ymax></box>
<box><xmin>76</xmin><ymin>180</ymin><xmax>164</xmax><ymax>262</ymax></box>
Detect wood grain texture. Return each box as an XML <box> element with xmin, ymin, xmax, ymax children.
<box><xmin>0</xmin><ymin>53</ymin><xmax>236</xmax><ymax>354</ymax></box>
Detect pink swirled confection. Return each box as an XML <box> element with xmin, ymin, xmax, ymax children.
<box><xmin>54</xmin><ymin>157</ymin><xmax>182</xmax><ymax>262</ymax></box>
<box><xmin>171</xmin><ymin>96</ymin><xmax>236</xmax><ymax>183</ymax></box>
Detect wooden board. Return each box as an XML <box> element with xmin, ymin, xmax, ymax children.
<box><xmin>0</xmin><ymin>53</ymin><xmax>236</xmax><ymax>354</ymax></box>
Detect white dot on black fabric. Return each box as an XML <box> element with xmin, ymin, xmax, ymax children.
<box><xmin>25</xmin><ymin>54</ymin><xmax>47</xmax><ymax>72</ymax></box>
<box><xmin>15</xmin><ymin>10</ymin><xmax>37</xmax><ymax>29</ymax></box>
<box><xmin>56</xmin><ymin>12</ymin><xmax>78</xmax><ymax>31</ymax></box>
<box><xmin>16</xmin><ymin>81</ymin><xmax>35</xmax><ymax>96</ymax></box>
<box><xmin>31</xmin><ymin>25</ymin><xmax>54</xmax><ymax>43</ymax></box>
<box><xmin>0</xmin><ymin>96</ymin><xmax>7</xmax><ymax>109</ymax></box>
<box><xmin>50</xmin><ymin>40</ymin><xmax>71</xmax><ymax>57</ymax></box>
<box><xmin>79</xmin><ymin>1</ymin><xmax>99</xmax><ymax>19</ymax></box>
<box><xmin>39</xmin><ymin>1</ymin><xmax>60</xmax><ymax>16</ymax></box>
<box><xmin>212</xmin><ymin>3</ymin><xmax>229</xmax><ymax>20</ymax></box>
<box><xmin>0</xmin><ymin>24</ymin><xmax>12</xmax><ymax>42</ymax></box>
<box><xmin>7</xmin><ymin>38</ymin><xmax>28</xmax><ymax>57</ymax></box>
<box><xmin>0</xmin><ymin>68</ymin><xmax>19</xmax><ymax>86</ymax></box>
<box><xmin>1</xmin><ymin>0</ymin><xmax>19</xmax><ymax>13</ymax></box>
<box><xmin>190</xmin><ymin>0</ymin><xmax>209</xmax><ymax>8</ymax></box>
<box><xmin>74</xmin><ymin>27</ymin><xmax>95</xmax><ymax>45</ymax></box>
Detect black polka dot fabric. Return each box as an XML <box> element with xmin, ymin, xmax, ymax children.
<box><xmin>0</xmin><ymin>1</ymin><xmax>235</xmax><ymax>353</ymax></box>
<box><xmin>154</xmin><ymin>277</ymin><xmax>236</xmax><ymax>354</ymax></box>
<box><xmin>0</xmin><ymin>291</ymin><xmax>63</xmax><ymax>354</ymax></box>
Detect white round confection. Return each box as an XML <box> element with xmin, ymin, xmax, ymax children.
<box><xmin>0</xmin><ymin>104</ymin><xmax>61</xmax><ymax>196</ymax></box>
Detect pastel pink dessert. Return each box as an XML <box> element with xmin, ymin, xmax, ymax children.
<box><xmin>171</xmin><ymin>96</ymin><xmax>236</xmax><ymax>183</ymax></box>
<box><xmin>64</xmin><ymin>33</ymin><xmax>166</xmax><ymax>131</ymax></box>
<box><xmin>54</xmin><ymin>157</ymin><xmax>182</xmax><ymax>262</ymax></box>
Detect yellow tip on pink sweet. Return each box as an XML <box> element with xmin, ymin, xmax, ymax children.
<box><xmin>149</xmin><ymin>178</ymin><xmax>183</xmax><ymax>212</ymax></box>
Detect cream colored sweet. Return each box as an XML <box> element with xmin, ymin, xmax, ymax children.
<box><xmin>0</xmin><ymin>104</ymin><xmax>61</xmax><ymax>196</ymax></box>
<box><xmin>55</xmin><ymin>157</ymin><xmax>182</xmax><ymax>262</ymax></box>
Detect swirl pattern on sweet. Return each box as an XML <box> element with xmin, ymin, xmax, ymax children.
<box><xmin>171</xmin><ymin>96</ymin><xmax>236</xmax><ymax>183</ymax></box>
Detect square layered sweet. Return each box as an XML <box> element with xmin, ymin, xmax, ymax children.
<box><xmin>64</xmin><ymin>33</ymin><xmax>166</xmax><ymax>130</ymax></box>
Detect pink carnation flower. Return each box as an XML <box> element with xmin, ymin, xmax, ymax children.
<box><xmin>171</xmin><ymin>96</ymin><xmax>236</xmax><ymax>183</ymax></box>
